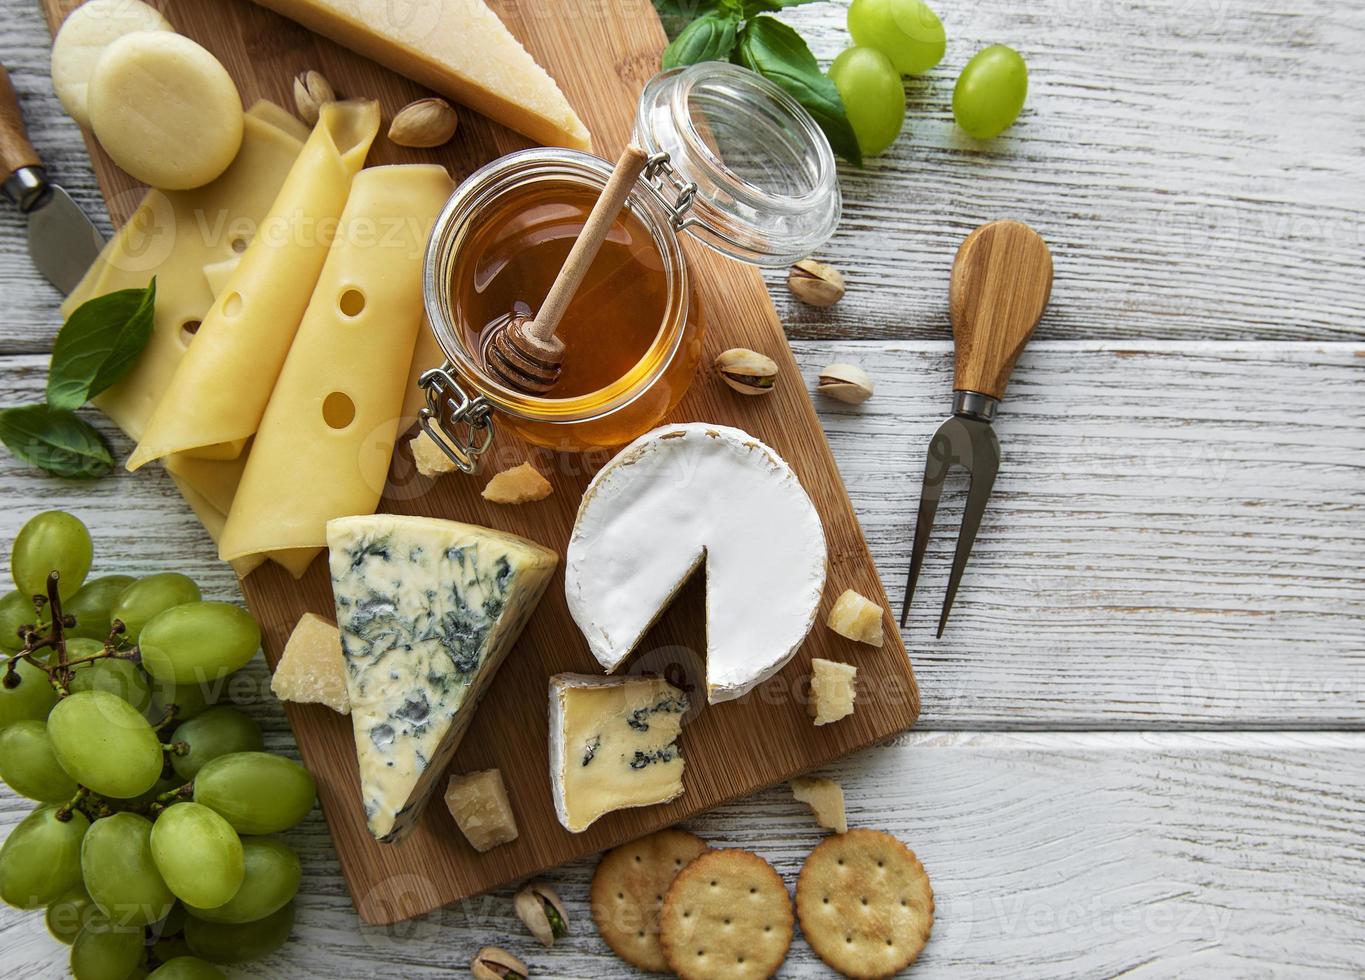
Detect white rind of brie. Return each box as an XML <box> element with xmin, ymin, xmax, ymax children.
<box><xmin>566</xmin><ymin>423</ymin><xmax>827</xmax><ymax>703</ymax></box>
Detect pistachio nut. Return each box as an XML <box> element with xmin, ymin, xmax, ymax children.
<box><xmin>817</xmin><ymin>363</ymin><xmax>874</xmax><ymax>404</ymax></box>
<box><xmin>470</xmin><ymin>946</ymin><xmax>528</xmax><ymax>980</ymax></box>
<box><xmin>292</xmin><ymin>70</ymin><xmax>335</xmax><ymax>126</ymax></box>
<box><xmin>514</xmin><ymin>880</ymin><xmax>569</xmax><ymax>947</ymax></box>
<box><xmin>389</xmin><ymin>97</ymin><xmax>460</xmax><ymax>148</ymax></box>
<box><xmin>715</xmin><ymin>347</ymin><xmax>779</xmax><ymax>396</ymax></box>
<box><xmin>787</xmin><ymin>258</ymin><xmax>845</xmax><ymax>307</ymax></box>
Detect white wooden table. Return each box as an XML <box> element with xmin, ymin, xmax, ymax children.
<box><xmin>2</xmin><ymin>1</ymin><xmax>1363</xmax><ymax>976</ymax></box>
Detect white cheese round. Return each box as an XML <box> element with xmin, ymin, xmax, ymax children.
<box><xmin>88</xmin><ymin>31</ymin><xmax>244</xmax><ymax>191</ymax></box>
<box><xmin>51</xmin><ymin>0</ymin><xmax>174</xmax><ymax>127</ymax></box>
<box><xmin>566</xmin><ymin>423</ymin><xmax>827</xmax><ymax>703</ymax></box>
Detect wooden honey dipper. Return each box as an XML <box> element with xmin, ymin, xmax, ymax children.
<box><xmin>484</xmin><ymin>144</ymin><xmax>651</xmax><ymax>394</ymax></box>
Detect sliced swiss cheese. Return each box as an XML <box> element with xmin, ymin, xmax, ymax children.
<box><xmin>219</xmin><ymin>165</ymin><xmax>454</xmax><ymax>573</ymax></box>
<box><xmin>248</xmin><ymin>0</ymin><xmax>590</xmax><ymax>151</ymax></box>
<box><xmin>327</xmin><ymin>514</ymin><xmax>557</xmax><ymax>842</ymax></box>
<box><xmin>128</xmin><ymin>99</ymin><xmax>381</xmax><ymax>470</ymax></box>
<box><xmin>566</xmin><ymin>424</ymin><xmax>827</xmax><ymax>703</ymax></box>
<box><xmin>548</xmin><ymin>674</ymin><xmax>687</xmax><ymax>833</ymax></box>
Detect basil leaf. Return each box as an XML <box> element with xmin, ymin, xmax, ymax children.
<box><xmin>653</xmin><ymin>0</ymin><xmax>720</xmax><ymax>15</ymax></box>
<box><xmin>0</xmin><ymin>405</ymin><xmax>114</xmax><ymax>479</ymax></box>
<box><xmin>663</xmin><ymin>10</ymin><xmax>741</xmax><ymax>69</ymax></box>
<box><xmin>47</xmin><ymin>279</ymin><xmax>156</xmax><ymax>411</ymax></box>
<box><xmin>736</xmin><ymin>16</ymin><xmax>863</xmax><ymax>166</ymax></box>
<box><xmin>743</xmin><ymin>0</ymin><xmax>821</xmax><ymax>12</ymax></box>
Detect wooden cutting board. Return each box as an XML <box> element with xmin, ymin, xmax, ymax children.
<box><xmin>40</xmin><ymin>0</ymin><xmax>919</xmax><ymax>924</ymax></box>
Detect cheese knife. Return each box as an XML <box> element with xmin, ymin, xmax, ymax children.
<box><xmin>0</xmin><ymin>64</ymin><xmax>104</xmax><ymax>295</ymax></box>
<box><xmin>900</xmin><ymin>220</ymin><xmax>1053</xmax><ymax>636</ymax></box>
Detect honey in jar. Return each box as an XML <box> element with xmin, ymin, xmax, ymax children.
<box><xmin>419</xmin><ymin>64</ymin><xmax>841</xmax><ymax>469</ymax></box>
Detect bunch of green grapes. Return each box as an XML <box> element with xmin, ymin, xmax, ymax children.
<box><xmin>0</xmin><ymin>511</ymin><xmax>317</xmax><ymax>979</ymax></box>
<box><xmin>830</xmin><ymin>0</ymin><xmax>1030</xmax><ymax>156</ymax></box>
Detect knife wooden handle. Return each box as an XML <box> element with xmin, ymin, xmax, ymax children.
<box><xmin>0</xmin><ymin>64</ymin><xmax>41</xmax><ymax>182</ymax></box>
<box><xmin>949</xmin><ymin>220</ymin><xmax>1054</xmax><ymax>401</ymax></box>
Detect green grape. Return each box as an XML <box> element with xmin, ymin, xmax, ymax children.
<box><xmin>139</xmin><ymin>602</ymin><xmax>260</xmax><ymax>685</ymax></box>
<box><xmin>0</xmin><ymin>804</ymin><xmax>89</xmax><ymax>909</ymax></box>
<box><xmin>149</xmin><ymin>677</ymin><xmax>220</xmax><ymax>723</ymax></box>
<box><xmin>66</xmin><ymin>576</ymin><xmax>137</xmax><ymax>642</ymax></box>
<box><xmin>48</xmin><ymin>690</ymin><xmax>165</xmax><ymax>799</ymax></box>
<box><xmin>0</xmin><ymin>655</ymin><xmax>58</xmax><ymax>727</ymax></box>
<box><xmin>69</xmin><ymin>656</ymin><xmax>153</xmax><ymax>713</ymax></box>
<box><xmin>170</xmin><ymin>706</ymin><xmax>262</xmax><ymax>781</ymax></box>
<box><xmin>70</xmin><ymin>913</ymin><xmax>146</xmax><ymax>980</ymax></box>
<box><xmin>148</xmin><ymin>956</ymin><xmax>227</xmax><ymax>979</ymax></box>
<box><xmin>82</xmin><ymin>813</ymin><xmax>176</xmax><ymax>927</ymax></box>
<box><xmin>109</xmin><ymin>573</ymin><xmax>201</xmax><ymax>643</ymax></box>
<box><xmin>848</xmin><ymin>0</ymin><xmax>946</xmax><ymax>75</ymax></box>
<box><xmin>0</xmin><ymin>718</ymin><xmax>78</xmax><ymax>802</ymax></box>
<box><xmin>187</xmin><ymin>838</ymin><xmax>299</xmax><ymax>924</ymax></box>
<box><xmin>829</xmin><ymin>46</ymin><xmax>907</xmax><ymax>157</ymax></box>
<box><xmin>953</xmin><ymin>44</ymin><xmax>1029</xmax><ymax>139</ymax></box>
<box><xmin>149</xmin><ymin>803</ymin><xmax>244</xmax><ymax>910</ymax></box>
<box><xmin>193</xmin><ymin>752</ymin><xmax>316</xmax><ymax>835</ymax></box>
<box><xmin>47</xmin><ymin>881</ymin><xmax>95</xmax><ymax>944</ymax></box>
<box><xmin>11</xmin><ymin>510</ymin><xmax>94</xmax><ymax>602</ymax></box>
<box><xmin>185</xmin><ymin>900</ymin><xmax>294</xmax><ymax>964</ymax></box>
<box><xmin>0</xmin><ymin>589</ymin><xmax>40</xmax><ymax>652</ymax></box>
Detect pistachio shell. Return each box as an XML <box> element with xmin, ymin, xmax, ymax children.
<box><xmin>715</xmin><ymin>347</ymin><xmax>779</xmax><ymax>396</ymax></box>
<box><xmin>788</xmin><ymin>258</ymin><xmax>846</xmax><ymax>307</ymax></box>
<box><xmin>817</xmin><ymin>362</ymin><xmax>874</xmax><ymax>404</ymax></box>
<box><xmin>470</xmin><ymin>945</ymin><xmax>528</xmax><ymax>980</ymax></box>
<box><xmin>389</xmin><ymin>97</ymin><xmax>460</xmax><ymax>148</ymax></box>
<box><xmin>292</xmin><ymin>70</ymin><xmax>335</xmax><ymax>126</ymax></box>
<box><xmin>514</xmin><ymin>880</ymin><xmax>568</xmax><ymax>947</ymax></box>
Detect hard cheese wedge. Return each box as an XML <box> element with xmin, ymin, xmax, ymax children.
<box><xmin>549</xmin><ymin>674</ymin><xmax>688</xmax><ymax>833</ymax></box>
<box><xmin>328</xmin><ymin>514</ymin><xmax>558</xmax><ymax>843</ymax></box>
<box><xmin>248</xmin><ymin>0</ymin><xmax>591</xmax><ymax>151</ymax></box>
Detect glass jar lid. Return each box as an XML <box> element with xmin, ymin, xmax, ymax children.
<box><xmin>634</xmin><ymin>63</ymin><xmax>841</xmax><ymax>267</ymax></box>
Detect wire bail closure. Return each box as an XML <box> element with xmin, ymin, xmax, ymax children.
<box><xmin>642</xmin><ymin>151</ymin><xmax>699</xmax><ymax>233</ymax></box>
<box><xmin>418</xmin><ymin>364</ymin><xmax>495</xmax><ymax>474</ymax></box>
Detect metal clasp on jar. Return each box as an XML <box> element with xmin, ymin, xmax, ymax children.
<box><xmin>642</xmin><ymin>152</ymin><xmax>699</xmax><ymax>233</ymax></box>
<box><xmin>418</xmin><ymin>364</ymin><xmax>495</xmax><ymax>474</ymax></box>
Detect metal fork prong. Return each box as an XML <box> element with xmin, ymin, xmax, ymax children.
<box><xmin>900</xmin><ymin>476</ymin><xmax>944</xmax><ymax>627</ymax></box>
<box><xmin>900</xmin><ymin>421</ymin><xmax>962</xmax><ymax>627</ymax></box>
<box><xmin>936</xmin><ymin>457</ymin><xmax>998</xmax><ymax>637</ymax></box>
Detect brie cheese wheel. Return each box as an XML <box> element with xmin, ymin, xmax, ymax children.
<box><xmin>548</xmin><ymin>674</ymin><xmax>688</xmax><ymax>833</ymax></box>
<box><xmin>566</xmin><ymin>423</ymin><xmax>827</xmax><ymax>703</ymax></box>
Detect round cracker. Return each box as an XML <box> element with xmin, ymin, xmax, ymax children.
<box><xmin>659</xmin><ymin>848</ymin><xmax>793</xmax><ymax>980</ymax></box>
<box><xmin>795</xmin><ymin>829</ymin><xmax>934</xmax><ymax>978</ymax></box>
<box><xmin>591</xmin><ymin>829</ymin><xmax>709</xmax><ymax>972</ymax></box>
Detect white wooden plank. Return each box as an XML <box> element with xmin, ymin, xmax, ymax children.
<box><xmin>2</xmin><ymin>732</ymin><xmax>1361</xmax><ymax>977</ymax></box>
<box><xmin>2</xmin><ymin>342</ymin><xmax>1360</xmax><ymax>727</ymax></box>
<box><xmin>3</xmin><ymin>0</ymin><xmax>1364</xmax><ymax>351</ymax></box>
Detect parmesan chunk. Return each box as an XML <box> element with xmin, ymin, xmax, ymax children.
<box><xmin>482</xmin><ymin>462</ymin><xmax>553</xmax><ymax>505</ymax></box>
<box><xmin>809</xmin><ymin>659</ymin><xmax>857</xmax><ymax>726</ymax></box>
<box><xmin>827</xmin><ymin>589</ymin><xmax>885</xmax><ymax>647</ymax></box>
<box><xmin>446</xmin><ymin>769</ymin><xmax>518</xmax><ymax>852</ymax></box>
<box><xmin>791</xmin><ymin>776</ymin><xmax>848</xmax><ymax>834</ymax></box>
<box><xmin>409</xmin><ymin>430</ymin><xmax>458</xmax><ymax>478</ymax></box>
<box><xmin>271</xmin><ymin>612</ymin><xmax>350</xmax><ymax>714</ymax></box>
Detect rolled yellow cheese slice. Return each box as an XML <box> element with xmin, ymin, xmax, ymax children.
<box><xmin>218</xmin><ymin>165</ymin><xmax>455</xmax><ymax>573</ymax></box>
<box><xmin>170</xmin><ymin>474</ymin><xmax>263</xmax><ymax>580</ymax></box>
<box><xmin>127</xmin><ymin>99</ymin><xmax>381</xmax><ymax>471</ymax></box>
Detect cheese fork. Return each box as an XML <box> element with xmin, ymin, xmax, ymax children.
<box><xmin>900</xmin><ymin>220</ymin><xmax>1053</xmax><ymax>636</ymax></box>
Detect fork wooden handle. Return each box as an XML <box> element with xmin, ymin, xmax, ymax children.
<box><xmin>949</xmin><ymin>220</ymin><xmax>1054</xmax><ymax>401</ymax></box>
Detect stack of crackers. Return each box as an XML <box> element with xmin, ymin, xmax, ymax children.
<box><xmin>588</xmin><ymin>826</ymin><xmax>934</xmax><ymax>978</ymax></box>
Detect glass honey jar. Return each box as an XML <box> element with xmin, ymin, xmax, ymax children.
<box><xmin>419</xmin><ymin>63</ymin><xmax>841</xmax><ymax>470</ymax></box>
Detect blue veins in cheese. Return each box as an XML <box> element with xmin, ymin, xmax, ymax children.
<box><xmin>548</xmin><ymin>673</ymin><xmax>689</xmax><ymax>833</ymax></box>
<box><xmin>326</xmin><ymin>514</ymin><xmax>558</xmax><ymax>843</ymax></box>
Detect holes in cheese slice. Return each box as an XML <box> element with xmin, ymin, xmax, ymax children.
<box><xmin>322</xmin><ymin>391</ymin><xmax>356</xmax><ymax>429</ymax></box>
<box><xmin>338</xmin><ymin>287</ymin><xmax>366</xmax><ymax>317</ymax></box>
<box><xmin>231</xmin><ymin>236</ymin><xmax>249</xmax><ymax>254</ymax></box>
<box><xmin>179</xmin><ymin>320</ymin><xmax>202</xmax><ymax>347</ymax></box>
<box><xmin>221</xmin><ymin>292</ymin><xmax>243</xmax><ymax>318</ymax></box>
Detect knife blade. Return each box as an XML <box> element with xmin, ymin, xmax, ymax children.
<box><xmin>0</xmin><ymin>64</ymin><xmax>105</xmax><ymax>295</ymax></box>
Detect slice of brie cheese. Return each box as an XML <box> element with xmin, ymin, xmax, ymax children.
<box><xmin>548</xmin><ymin>674</ymin><xmax>688</xmax><ymax>833</ymax></box>
<box><xmin>327</xmin><ymin>514</ymin><xmax>557</xmax><ymax>842</ymax></box>
<box><xmin>566</xmin><ymin>424</ymin><xmax>827</xmax><ymax>703</ymax></box>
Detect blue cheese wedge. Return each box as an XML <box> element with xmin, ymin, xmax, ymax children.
<box><xmin>327</xmin><ymin>514</ymin><xmax>557</xmax><ymax>843</ymax></box>
<box><xmin>548</xmin><ymin>673</ymin><xmax>688</xmax><ymax>833</ymax></box>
